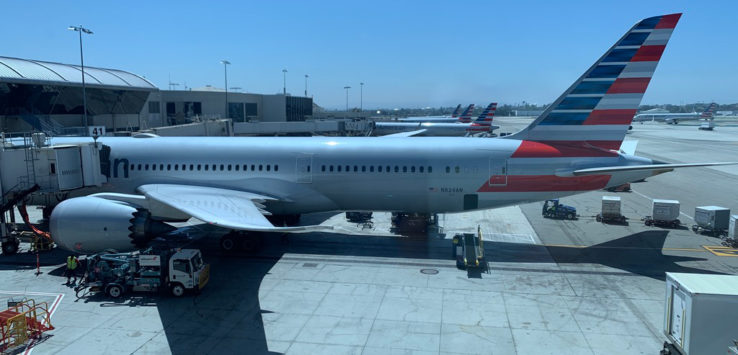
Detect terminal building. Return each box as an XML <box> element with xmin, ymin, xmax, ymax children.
<box><xmin>0</xmin><ymin>56</ymin><xmax>313</xmax><ymax>135</ymax></box>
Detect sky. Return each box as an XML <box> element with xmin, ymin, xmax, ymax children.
<box><xmin>1</xmin><ymin>0</ymin><xmax>736</xmax><ymax>109</ymax></box>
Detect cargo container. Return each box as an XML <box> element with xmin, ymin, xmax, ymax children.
<box><xmin>730</xmin><ymin>215</ymin><xmax>738</xmax><ymax>240</ymax></box>
<box><xmin>596</xmin><ymin>196</ymin><xmax>626</xmax><ymax>223</ymax></box>
<box><xmin>691</xmin><ymin>206</ymin><xmax>730</xmax><ymax>236</ymax></box>
<box><xmin>645</xmin><ymin>199</ymin><xmax>681</xmax><ymax>227</ymax></box>
<box><xmin>662</xmin><ymin>273</ymin><xmax>738</xmax><ymax>355</ymax></box>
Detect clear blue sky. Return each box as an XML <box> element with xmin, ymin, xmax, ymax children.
<box><xmin>1</xmin><ymin>1</ymin><xmax>735</xmax><ymax>109</ymax></box>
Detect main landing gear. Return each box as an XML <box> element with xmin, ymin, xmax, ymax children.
<box><xmin>219</xmin><ymin>214</ymin><xmax>301</xmax><ymax>252</ymax></box>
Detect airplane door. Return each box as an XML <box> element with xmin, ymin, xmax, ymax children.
<box><xmin>489</xmin><ymin>158</ymin><xmax>508</xmax><ymax>186</ymax></box>
<box><xmin>295</xmin><ymin>154</ymin><xmax>313</xmax><ymax>183</ymax></box>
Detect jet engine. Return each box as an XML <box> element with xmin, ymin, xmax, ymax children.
<box><xmin>49</xmin><ymin>196</ymin><xmax>175</xmax><ymax>253</ymax></box>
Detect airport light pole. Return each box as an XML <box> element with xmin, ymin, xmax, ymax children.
<box><xmin>360</xmin><ymin>82</ymin><xmax>364</xmax><ymax>112</ymax></box>
<box><xmin>221</xmin><ymin>60</ymin><xmax>230</xmax><ymax>117</ymax></box>
<box><xmin>68</xmin><ymin>25</ymin><xmax>93</xmax><ymax>136</ymax></box>
<box><xmin>304</xmin><ymin>74</ymin><xmax>309</xmax><ymax>97</ymax></box>
<box><xmin>344</xmin><ymin>86</ymin><xmax>351</xmax><ymax>112</ymax></box>
<box><xmin>282</xmin><ymin>69</ymin><xmax>288</xmax><ymax>95</ymax></box>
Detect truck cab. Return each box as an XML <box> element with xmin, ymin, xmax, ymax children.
<box><xmin>168</xmin><ymin>249</ymin><xmax>209</xmax><ymax>296</ymax></box>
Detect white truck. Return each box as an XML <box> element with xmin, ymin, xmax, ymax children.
<box><xmin>76</xmin><ymin>248</ymin><xmax>210</xmax><ymax>298</ymax></box>
<box><xmin>644</xmin><ymin>199</ymin><xmax>681</xmax><ymax>228</ymax></box>
<box><xmin>661</xmin><ymin>272</ymin><xmax>738</xmax><ymax>355</ymax></box>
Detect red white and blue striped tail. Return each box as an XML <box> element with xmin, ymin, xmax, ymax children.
<box><xmin>474</xmin><ymin>102</ymin><xmax>497</xmax><ymax>123</ymax></box>
<box><xmin>506</xmin><ymin>14</ymin><xmax>681</xmax><ymax>156</ymax></box>
<box><xmin>450</xmin><ymin>104</ymin><xmax>462</xmax><ymax>118</ymax></box>
<box><xmin>701</xmin><ymin>103</ymin><xmax>717</xmax><ymax>118</ymax></box>
<box><xmin>456</xmin><ymin>104</ymin><xmax>475</xmax><ymax>123</ymax></box>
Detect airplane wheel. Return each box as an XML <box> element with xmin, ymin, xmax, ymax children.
<box><xmin>241</xmin><ymin>234</ymin><xmax>262</xmax><ymax>253</ymax></box>
<box><xmin>2</xmin><ymin>241</ymin><xmax>19</xmax><ymax>255</ymax></box>
<box><xmin>220</xmin><ymin>234</ymin><xmax>237</xmax><ymax>252</ymax></box>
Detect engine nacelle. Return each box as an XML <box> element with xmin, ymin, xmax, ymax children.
<box><xmin>50</xmin><ymin>196</ymin><xmax>173</xmax><ymax>253</ymax></box>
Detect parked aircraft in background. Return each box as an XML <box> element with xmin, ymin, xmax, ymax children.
<box><xmin>399</xmin><ymin>104</ymin><xmax>469</xmax><ymax>123</ymax></box>
<box><xmin>32</xmin><ymin>13</ymin><xmax>731</xmax><ymax>254</ymax></box>
<box><xmin>634</xmin><ymin>103</ymin><xmax>717</xmax><ymax>124</ymax></box>
<box><xmin>372</xmin><ymin>103</ymin><xmax>497</xmax><ymax>136</ymax></box>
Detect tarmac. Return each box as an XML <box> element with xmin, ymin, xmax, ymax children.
<box><xmin>1</xmin><ymin>118</ymin><xmax>738</xmax><ymax>354</ymax></box>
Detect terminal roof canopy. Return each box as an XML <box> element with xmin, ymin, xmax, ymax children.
<box><xmin>0</xmin><ymin>56</ymin><xmax>156</xmax><ymax>91</ymax></box>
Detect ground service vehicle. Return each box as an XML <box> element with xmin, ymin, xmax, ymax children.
<box><xmin>596</xmin><ymin>196</ymin><xmax>627</xmax><ymax>224</ymax></box>
<box><xmin>542</xmin><ymin>199</ymin><xmax>577</xmax><ymax>220</ymax></box>
<box><xmin>76</xmin><ymin>248</ymin><xmax>209</xmax><ymax>298</ymax></box>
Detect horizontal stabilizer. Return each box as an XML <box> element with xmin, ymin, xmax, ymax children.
<box><xmin>380</xmin><ymin>129</ymin><xmax>426</xmax><ymax>137</ymax></box>
<box><xmin>573</xmin><ymin>162</ymin><xmax>737</xmax><ymax>176</ymax></box>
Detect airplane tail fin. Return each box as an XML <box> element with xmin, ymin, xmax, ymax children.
<box><xmin>450</xmin><ymin>104</ymin><xmax>462</xmax><ymax>118</ymax></box>
<box><xmin>700</xmin><ymin>102</ymin><xmax>717</xmax><ymax>118</ymax></box>
<box><xmin>457</xmin><ymin>104</ymin><xmax>475</xmax><ymax>123</ymax></box>
<box><xmin>475</xmin><ymin>102</ymin><xmax>497</xmax><ymax>123</ymax></box>
<box><xmin>505</xmin><ymin>14</ymin><xmax>682</xmax><ymax>154</ymax></box>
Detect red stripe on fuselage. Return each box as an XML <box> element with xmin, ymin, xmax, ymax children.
<box><xmin>606</xmin><ymin>78</ymin><xmax>651</xmax><ymax>94</ymax></box>
<box><xmin>631</xmin><ymin>45</ymin><xmax>665</xmax><ymax>62</ymax></box>
<box><xmin>477</xmin><ymin>175</ymin><xmax>611</xmax><ymax>192</ymax></box>
<box><xmin>582</xmin><ymin>109</ymin><xmax>638</xmax><ymax>125</ymax></box>
<box><xmin>511</xmin><ymin>140</ymin><xmax>619</xmax><ymax>158</ymax></box>
<box><xmin>654</xmin><ymin>13</ymin><xmax>681</xmax><ymax>29</ymax></box>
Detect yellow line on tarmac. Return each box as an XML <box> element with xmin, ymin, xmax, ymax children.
<box><xmin>541</xmin><ymin>244</ymin><xmax>706</xmax><ymax>252</ymax></box>
<box><xmin>703</xmin><ymin>245</ymin><xmax>738</xmax><ymax>257</ymax></box>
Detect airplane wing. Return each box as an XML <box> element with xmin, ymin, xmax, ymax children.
<box><xmin>379</xmin><ymin>129</ymin><xmax>427</xmax><ymax>137</ymax></box>
<box><xmin>136</xmin><ymin>184</ymin><xmax>332</xmax><ymax>232</ymax></box>
<box><xmin>573</xmin><ymin>162</ymin><xmax>736</xmax><ymax>176</ymax></box>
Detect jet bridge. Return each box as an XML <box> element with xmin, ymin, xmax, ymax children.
<box><xmin>1</xmin><ymin>133</ymin><xmax>108</xmax><ymax>254</ymax></box>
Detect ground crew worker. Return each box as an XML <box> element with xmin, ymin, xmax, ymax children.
<box><xmin>66</xmin><ymin>255</ymin><xmax>79</xmax><ymax>285</ymax></box>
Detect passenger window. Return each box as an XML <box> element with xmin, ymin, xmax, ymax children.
<box><xmin>160</xmin><ymin>164</ymin><xmax>164</xmax><ymax>170</ymax></box>
<box><xmin>205</xmin><ymin>165</ymin><xmax>209</xmax><ymax>171</ymax></box>
<box><xmin>369</xmin><ymin>166</ymin><xmax>373</xmax><ymax>172</ymax></box>
<box><xmin>345</xmin><ymin>165</ymin><xmax>350</xmax><ymax>172</ymax></box>
<box><xmin>145</xmin><ymin>164</ymin><xmax>149</xmax><ymax>170</ymax></box>
<box><xmin>446</xmin><ymin>166</ymin><xmax>450</xmax><ymax>173</ymax></box>
<box><xmin>266</xmin><ymin>165</ymin><xmax>271</xmax><ymax>172</ymax></box>
<box><xmin>220</xmin><ymin>164</ymin><xmax>224</xmax><ymax>171</ymax></box>
<box><xmin>197</xmin><ymin>164</ymin><xmax>202</xmax><ymax>171</ymax></box>
<box><xmin>276</xmin><ymin>165</ymin><xmax>279</xmax><ymax>172</ymax></box>
<box><xmin>330</xmin><ymin>165</ymin><xmax>334</xmax><ymax>172</ymax></box>
<box><xmin>338</xmin><ymin>166</ymin><xmax>342</xmax><ymax>172</ymax></box>
<box><xmin>190</xmin><ymin>164</ymin><xmax>194</xmax><ymax>170</ymax></box>
<box><xmin>362</xmin><ymin>166</ymin><xmax>366</xmax><ymax>172</ymax></box>
<box><xmin>228</xmin><ymin>164</ymin><xmax>232</xmax><ymax>171</ymax></box>
<box><xmin>403</xmin><ymin>166</ymin><xmax>407</xmax><ymax>173</ymax></box>
<box><xmin>386</xmin><ymin>166</ymin><xmax>390</xmax><ymax>173</ymax></box>
<box><xmin>419</xmin><ymin>166</ymin><xmax>424</xmax><ymax>173</ymax></box>
<box><xmin>354</xmin><ymin>166</ymin><xmax>358</xmax><ymax>172</ymax></box>
<box><xmin>394</xmin><ymin>166</ymin><xmax>399</xmax><ymax>173</ymax></box>
<box><xmin>378</xmin><ymin>166</ymin><xmax>382</xmax><ymax>172</ymax></box>
<box><xmin>322</xmin><ymin>165</ymin><xmax>326</xmax><ymax>172</ymax></box>
<box><xmin>251</xmin><ymin>164</ymin><xmax>255</xmax><ymax>171</ymax></box>
<box><xmin>130</xmin><ymin>164</ymin><xmax>135</xmax><ymax>171</ymax></box>
<box><xmin>243</xmin><ymin>164</ymin><xmax>247</xmax><ymax>171</ymax></box>
<box><xmin>455</xmin><ymin>166</ymin><xmax>460</xmax><ymax>173</ymax></box>
<box><xmin>235</xmin><ymin>165</ymin><xmax>239</xmax><ymax>171</ymax></box>
<box><xmin>138</xmin><ymin>164</ymin><xmax>142</xmax><ymax>170</ymax></box>
<box><xmin>167</xmin><ymin>164</ymin><xmax>171</xmax><ymax>171</ymax></box>
<box><xmin>174</xmin><ymin>164</ymin><xmax>178</xmax><ymax>171</ymax></box>
<box><xmin>152</xmin><ymin>164</ymin><xmax>157</xmax><ymax>171</ymax></box>
<box><xmin>411</xmin><ymin>166</ymin><xmax>415</xmax><ymax>173</ymax></box>
<box><xmin>428</xmin><ymin>166</ymin><xmax>432</xmax><ymax>173</ymax></box>
<box><xmin>259</xmin><ymin>165</ymin><xmax>263</xmax><ymax>171</ymax></box>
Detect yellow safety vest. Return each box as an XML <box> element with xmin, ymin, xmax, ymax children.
<box><xmin>67</xmin><ymin>256</ymin><xmax>78</xmax><ymax>270</ymax></box>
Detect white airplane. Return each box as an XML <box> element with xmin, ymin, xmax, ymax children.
<box><xmin>40</xmin><ymin>13</ymin><xmax>730</xmax><ymax>254</ymax></box>
<box><xmin>398</xmin><ymin>104</ymin><xmax>470</xmax><ymax>123</ymax></box>
<box><xmin>372</xmin><ymin>103</ymin><xmax>498</xmax><ymax>136</ymax></box>
<box><xmin>633</xmin><ymin>103</ymin><xmax>717</xmax><ymax>124</ymax></box>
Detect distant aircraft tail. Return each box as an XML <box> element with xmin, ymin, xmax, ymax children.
<box><xmin>505</xmin><ymin>14</ymin><xmax>681</xmax><ymax>155</ymax></box>
<box><xmin>700</xmin><ymin>102</ymin><xmax>717</xmax><ymax>118</ymax></box>
<box><xmin>450</xmin><ymin>104</ymin><xmax>462</xmax><ymax>118</ymax></box>
<box><xmin>467</xmin><ymin>102</ymin><xmax>498</xmax><ymax>132</ymax></box>
<box><xmin>457</xmin><ymin>104</ymin><xmax>475</xmax><ymax>123</ymax></box>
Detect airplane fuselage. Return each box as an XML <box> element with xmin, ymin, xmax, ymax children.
<box><xmin>50</xmin><ymin>136</ymin><xmax>653</xmax><ymax>215</ymax></box>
